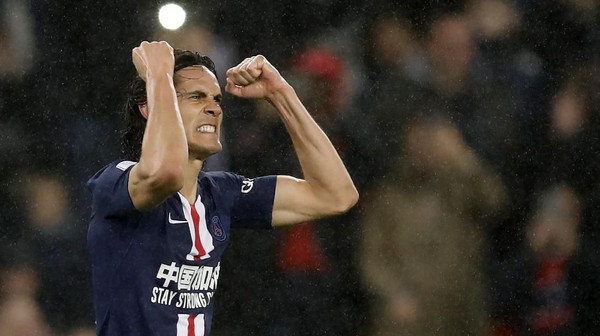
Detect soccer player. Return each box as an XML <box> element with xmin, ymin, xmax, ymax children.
<box><xmin>87</xmin><ymin>41</ymin><xmax>358</xmax><ymax>336</ymax></box>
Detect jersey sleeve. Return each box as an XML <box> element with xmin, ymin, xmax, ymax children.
<box><xmin>208</xmin><ymin>172</ymin><xmax>276</xmax><ymax>230</ymax></box>
<box><xmin>87</xmin><ymin>161</ymin><xmax>139</xmax><ymax>218</ymax></box>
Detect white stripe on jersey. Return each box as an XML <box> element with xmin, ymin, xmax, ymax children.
<box><xmin>178</xmin><ymin>193</ymin><xmax>214</xmax><ymax>260</ymax></box>
<box><xmin>194</xmin><ymin>194</ymin><xmax>214</xmax><ymax>259</ymax></box>
<box><xmin>177</xmin><ymin>313</ymin><xmax>205</xmax><ymax>336</ymax></box>
<box><xmin>116</xmin><ymin>160</ymin><xmax>137</xmax><ymax>171</ymax></box>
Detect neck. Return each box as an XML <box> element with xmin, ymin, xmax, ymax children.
<box><xmin>179</xmin><ymin>158</ymin><xmax>204</xmax><ymax>204</ymax></box>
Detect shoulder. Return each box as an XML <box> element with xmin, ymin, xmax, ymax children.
<box><xmin>202</xmin><ymin>170</ymin><xmax>242</xmax><ymax>182</ymax></box>
<box><xmin>87</xmin><ymin>160</ymin><xmax>140</xmax><ymax>217</ymax></box>
<box><xmin>204</xmin><ymin>171</ymin><xmax>276</xmax><ymax>229</ymax></box>
<box><xmin>200</xmin><ymin>171</ymin><xmax>249</xmax><ymax>191</ymax></box>
<box><xmin>88</xmin><ymin>161</ymin><xmax>137</xmax><ymax>190</ymax></box>
<box><xmin>201</xmin><ymin>171</ymin><xmax>276</xmax><ymax>193</ymax></box>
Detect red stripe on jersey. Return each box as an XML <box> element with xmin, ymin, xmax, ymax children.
<box><xmin>190</xmin><ymin>205</ymin><xmax>206</xmax><ymax>260</ymax></box>
<box><xmin>188</xmin><ymin>314</ymin><xmax>195</xmax><ymax>336</ymax></box>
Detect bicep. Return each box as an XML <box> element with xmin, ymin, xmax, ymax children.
<box><xmin>271</xmin><ymin>175</ymin><xmax>331</xmax><ymax>226</ymax></box>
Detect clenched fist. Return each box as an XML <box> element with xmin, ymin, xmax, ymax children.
<box><xmin>132</xmin><ymin>41</ymin><xmax>174</xmax><ymax>82</ymax></box>
<box><xmin>225</xmin><ymin>55</ymin><xmax>290</xmax><ymax>100</ymax></box>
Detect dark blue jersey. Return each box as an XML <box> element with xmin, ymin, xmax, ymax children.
<box><xmin>87</xmin><ymin>161</ymin><xmax>276</xmax><ymax>336</ymax></box>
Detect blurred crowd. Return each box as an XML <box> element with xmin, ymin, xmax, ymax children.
<box><xmin>1</xmin><ymin>0</ymin><xmax>599</xmax><ymax>335</ymax></box>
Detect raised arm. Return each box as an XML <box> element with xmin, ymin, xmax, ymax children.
<box><xmin>225</xmin><ymin>55</ymin><xmax>359</xmax><ymax>226</ymax></box>
<box><xmin>128</xmin><ymin>41</ymin><xmax>187</xmax><ymax>211</ymax></box>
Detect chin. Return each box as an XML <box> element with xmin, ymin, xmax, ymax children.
<box><xmin>193</xmin><ymin>144</ymin><xmax>223</xmax><ymax>160</ymax></box>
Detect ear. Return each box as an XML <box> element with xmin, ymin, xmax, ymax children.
<box><xmin>138</xmin><ymin>104</ymin><xmax>149</xmax><ymax>119</ymax></box>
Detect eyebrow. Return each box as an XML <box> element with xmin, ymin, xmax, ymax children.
<box><xmin>183</xmin><ymin>90</ymin><xmax>223</xmax><ymax>103</ymax></box>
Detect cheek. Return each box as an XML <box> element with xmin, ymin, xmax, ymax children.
<box><xmin>179</xmin><ymin>116</ymin><xmax>197</xmax><ymax>137</ymax></box>
<box><xmin>179</xmin><ymin>107</ymin><xmax>197</xmax><ymax>125</ymax></box>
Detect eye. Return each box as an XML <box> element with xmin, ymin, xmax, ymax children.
<box><xmin>188</xmin><ymin>94</ymin><xmax>202</xmax><ymax>100</ymax></box>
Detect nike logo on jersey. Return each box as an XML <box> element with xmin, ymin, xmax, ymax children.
<box><xmin>168</xmin><ymin>213</ymin><xmax>188</xmax><ymax>224</ymax></box>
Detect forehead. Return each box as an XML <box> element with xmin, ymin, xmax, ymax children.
<box><xmin>174</xmin><ymin>66</ymin><xmax>221</xmax><ymax>93</ymax></box>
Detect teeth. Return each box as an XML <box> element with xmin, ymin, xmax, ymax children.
<box><xmin>197</xmin><ymin>125</ymin><xmax>216</xmax><ymax>133</ymax></box>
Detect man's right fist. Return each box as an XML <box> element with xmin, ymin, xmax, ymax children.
<box><xmin>131</xmin><ymin>41</ymin><xmax>175</xmax><ymax>82</ymax></box>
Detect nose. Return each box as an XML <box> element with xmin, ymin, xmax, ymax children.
<box><xmin>205</xmin><ymin>100</ymin><xmax>222</xmax><ymax>117</ymax></box>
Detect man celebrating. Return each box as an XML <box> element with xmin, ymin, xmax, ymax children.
<box><xmin>87</xmin><ymin>41</ymin><xmax>358</xmax><ymax>336</ymax></box>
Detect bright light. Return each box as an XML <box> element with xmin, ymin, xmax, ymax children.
<box><xmin>158</xmin><ymin>3</ymin><xmax>186</xmax><ymax>30</ymax></box>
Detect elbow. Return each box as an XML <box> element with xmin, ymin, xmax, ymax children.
<box><xmin>331</xmin><ymin>186</ymin><xmax>359</xmax><ymax>215</ymax></box>
<box><xmin>158</xmin><ymin>167</ymin><xmax>185</xmax><ymax>193</ymax></box>
<box><xmin>347</xmin><ymin>187</ymin><xmax>360</xmax><ymax>210</ymax></box>
<box><xmin>144</xmin><ymin>163</ymin><xmax>185</xmax><ymax>194</ymax></box>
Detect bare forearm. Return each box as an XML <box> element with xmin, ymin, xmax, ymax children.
<box><xmin>139</xmin><ymin>73</ymin><xmax>187</xmax><ymax>180</ymax></box>
<box><xmin>268</xmin><ymin>85</ymin><xmax>358</xmax><ymax>212</ymax></box>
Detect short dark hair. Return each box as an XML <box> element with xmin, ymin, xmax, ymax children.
<box><xmin>120</xmin><ymin>49</ymin><xmax>218</xmax><ymax>160</ymax></box>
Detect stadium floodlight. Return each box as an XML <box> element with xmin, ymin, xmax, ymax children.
<box><xmin>158</xmin><ymin>3</ymin><xmax>186</xmax><ymax>30</ymax></box>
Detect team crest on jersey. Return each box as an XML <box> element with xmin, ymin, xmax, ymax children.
<box><xmin>209</xmin><ymin>216</ymin><xmax>226</xmax><ymax>241</ymax></box>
